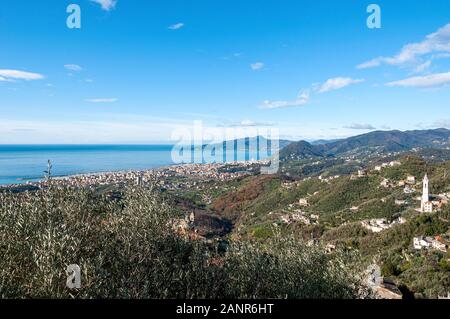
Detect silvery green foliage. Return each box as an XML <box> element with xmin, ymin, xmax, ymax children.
<box><xmin>0</xmin><ymin>184</ymin><xmax>370</xmax><ymax>299</ymax></box>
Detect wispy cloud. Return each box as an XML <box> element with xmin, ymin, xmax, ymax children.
<box><xmin>12</xmin><ymin>128</ymin><xmax>37</xmax><ymax>132</ymax></box>
<box><xmin>433</xmin><ymin>119</ymin><xmax>450</xmax><ymax>128</ymax></box>
<box><xmin>413</xmin><ymin>60</ymin><xmax>432</xmax><ymax>73</ymax></box>
<box><xmin>0</xmin><ymin>69</ymin><xmax>44</xmax><ymax>81</ymax></box>
<box><xmin>432</xmin><ymin>53</ymin><xmax>450</xmax><ymax>59</ymax></box>
<box><xmin>318</xmin><ymin>77</ymin><xmax>364</xmax><ymax>93</ymax></box>
<box><xmin>64</xmin><ymin>64</ymin><xmax>83</xmax><ymax>72</ymax></box>
<box><xmin>357</xmin><ymin>23</ymin><xmax>450</xmax><ymax>69</ymax></box>
<box><xmin>0</xmin><ymin>116</ymin><xmax>201</xmax><ymax>144</ymax></box>
<box><xmin>223</xmin><ymin>120</ymin><xmax>275</xmax><ymax>127</ymax></box>
<box><xmin>386</xmin><ymin>71</ymin><xmax>450</xmax><ymax>88</ymax></box>
<box><xmin>90</xmin><ymin>0</ymin><xmax>117</xmax><ymax>11</ymax></box>
<box><xmin>261</xmin><ymin>90</ymin><xmax>309</xmax><ymax>109</ymax></box>
<box><xmin>344</xmin><ymin>123</ymin><xmax>377</xmax><ymax>130</ymax></box>
<box><xmin>261</xmin><ymin>75</ymin><xmax>362</xmax><ymax>109</ymax></box>
<box><xmin>168</xmin><ymin>23</ymin><xmax>185</xmax><ymax>30</ymax></box>
<box><xmin>85</xmin><ymin>98</ymin><xmax>118</xmax><ymax>103</ymax></box>
<box><xmin>250</xmin><ymin>62</ymin><xmax>264</xmax><ymax>71</ymax></box>
<box><xmin>221</xmin><ymin>52</ymin><xmax>243</xmax><ymax>60</ymax></box>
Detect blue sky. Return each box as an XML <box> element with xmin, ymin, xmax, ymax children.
<box><xmin>0</xmin><ymin>0</ymin><xmax>450</xmax><ymax>143</ymax></box>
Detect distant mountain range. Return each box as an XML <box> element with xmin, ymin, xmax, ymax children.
<box><xmin>202</xmin><ymin>136</ymin><xmax>292</xmax><ymax>151</ymax></box>
<box><xmin>201</xmin><ymin>128</ymin><xmax>450</xmax><ymax>161</ymax></box>
<box><xmin>280</xmin><ymin>128</ymin><xmax>450</xmax><ymax>160</ymax></box>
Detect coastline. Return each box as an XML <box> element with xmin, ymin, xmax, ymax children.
<box><xmin>0</xmin><ymin>159</ymin><xmax>269</xmax><ymax>190</ymax></box>
<box><xmin>0</xmin><ymin>143</ymin><xmax>276</xmax><ymax>187</ymax></box>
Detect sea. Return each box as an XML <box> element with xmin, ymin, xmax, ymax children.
<box><xmin>0</xmin><ymin>145</ymin><xmax>269</xmax><ymax>185</ymax></box>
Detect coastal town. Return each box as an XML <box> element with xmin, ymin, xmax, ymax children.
<box><xmin>3</xmin><ymin>160</ymin><xmax>267</xmax><ymax>191</ymax></box>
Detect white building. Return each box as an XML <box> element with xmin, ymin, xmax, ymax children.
<box><xmin>423</xmin><ymin>202</ymin><xmax>433</xmax><ymax>213</ymax></box>
<box><xmin>395</xmin><ymin>199</ymin><xmax>407</xmax><ymax>206</ymax></box>
<box><xmin>299</xmin><ymin>198</ymin><xmax>309</xmax><ymax>207</ymax></box>
<box><xmin>358</xmin><ymin>169</ymin><xmax>367</xmax><ymax>177</ymax></box>
<box><xmin>406</xmin><ymin>175</ymin><xmax>416</xmax><ymax>184</ymax></box>
<box><xmin>432</xmin><ymin>240</ymin><xmax>448</xmax><ymax>252</ymax></box>
<box><xmin>362</xmin><ymin>217</ymin><xmax>406</xmax><ymax>233</ymax></box>
<box><xmin>389</xmin><ymin>161</ymin><xmax>401</xmax><ymax>167</ymax></box>
<box><xmin>413</xmin><ymin>236</ymin><xmax>432</xmax><ymax>250</ymax></box>
<box><xmin>414</xmin><ymin>236</ymin><xmax>449</xmax><ymax>252</ymax></box>
<box><xmin>404</xmin><ymin>186</ymin><xmax>416</xmax><ymax>194</ymax></box>
<box><xmin>380</xmin><ymin>178</ymin><xmax>393</xmax><ymax>188</ymax></box>
<box><xmin>421</xmin><ymin>174</ymin><xmax>432</xmax><ymax>213</ymax></box>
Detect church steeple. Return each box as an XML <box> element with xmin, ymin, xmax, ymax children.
<box><xmin>421</xmin><ymin>174</ymin><xmax>430</xmax><ymax>212</ymax></box>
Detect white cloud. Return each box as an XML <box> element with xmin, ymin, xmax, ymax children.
<box><xmin>85</xmin><ymin>98</ymin><xmax>118</xmax><ymax>103</ymax></box>
<box><xmin>217</xmin><ymin>120</ymin><xmax>275</xmax><ymax>127</ymax></box>
<box><xmin>90</xmin><ymin>0</ymin><xmax>117</xmax><ymax>11</ymax></box>
<box><xmin>318</xmin><ymin>77</ymin><xmax>364</xmax><ymax>93</ymax></box>
<box><xmin>239</xmin><ymin>120</ymin><xmax>256</xmax><ymax>126</ymax></box>
<box><xmin>344</xmin><ymin>123</ymin><xmax>377</xmax><ymax>130</ymax></box>
<box><xmin>432</xmin><ymin>53</ymin><xmax>450</xmax><ymax>59</ymax></box>
<box><xmin>413</xmin><ymin>60</ymin><xmax>432</xmax><ymax>73</ymax></box>
<box><xmin>236</xmin><ymin>120</ymin><xmax>274</xmax><ymax>127</ymax></box>
<box><xmin>250</xmin><ymin>62</ymin><xmax>264</xmax><ymax>70</ymax></box>
<box><xmin>357</xmin><ymin>23</ymin><xmax>450</xmax><ymax>69</ymax></box>
<box><xmin>222</xmin><ymin>53</ymin><xmax>243</xmax><ymax>60</ymax></box>
<box><xmin>261</xmin><ymin>90</ymin><xmax>309</xmax><ymax>109</ymax></box>
<box><xmin>433</xmin><ymin>119</ymin><xmax>450</xmax><ymax>128</ymax></box>
<box><xmin>0</xmin><ymin>69</ymin><xmax>44</xmax><ymax>81</ymax></box>
<box><xmin>260</xmin><ymin>76</ymin><xmax>363</xmax><ymax>111</ymax></box>
<box><xmin>64</xmin><ymin>64</ymin><xmax>83</xmax><ymax>72</ymax></box>
<box><xmin>0</xmin><ymin>116</ymin><xmax>207</xmax><ymax>144</ymax></box>
<box><xmin>357</xmin><ymin>59</ymin><xmax>383</xmax><ymax>69</ymax></box>
<box><xmin>169</xmin><ymin>23</ymin><xmax>184</xmax><ymax>30</ymax></box>
<box><xmin>386</xmin><ymin>71</ymin><xmax>450</xmax><ymax>88</ymax></box>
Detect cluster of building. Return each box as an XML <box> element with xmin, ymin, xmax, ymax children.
<box><xmin>351</xmin><ymin>169</ymin><xmax>368</xmax><ymax>180</ymax></box>
<box><xmin>42</xmin><ymin>170</ymin><xmax>155</xmax><ymax>188</ymax></box>
<box><xmin>361</xmin><ymin>217</ymin><xmax>406</xmax><ymax>233</ymax></box>
<box><xmin>378</xmin><ymin>171</ymin><xmax>448</xmax><ymax>214</ymax></box>
<box><xmin>279</xmin><ymin>210</ymin><xmax>319</xmax><ymax>225</ymax></box>
<box><xmin>374</xmin><ymin>160</ymin><xmax>402</xmax><ymax>171</ymax></box>
<box><xmin>413</xmin><ymin>235</ymin><xmax>450</xmax><ymax>253</ymax></box>
<box><xmin>165</xmin><ymin>162</ymin><xmax>259</xmax><ymax>181</ymax></box>
<box><xmin>379</xmin><ymin>175</ymin><xmax>416</xmax><ymax>191</ymax></box>
<box><xmin>318</xmin><ymin>174</ymin><xmax>341</xmax><ymax>183</ymax></box>
<box><xmin>23</xmin><ymin>161</ymin><xmax>263</xmax><ymax>190</ymax></box>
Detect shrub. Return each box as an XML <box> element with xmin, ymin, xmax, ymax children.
<box><xmin>0</xmin><ymin>184</ymin><xmax>369</xmax><ymax>299</ymax></box>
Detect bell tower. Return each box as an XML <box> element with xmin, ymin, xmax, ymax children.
<box><xmin>421</xmin><ymin>174</ymin><xmax>430</xmax><ymax>211</ymax></box>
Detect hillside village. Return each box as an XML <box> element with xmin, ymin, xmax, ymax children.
<box><xmin>169</xmin><ymin>152</ymin><xmax>450</xmax><ymax>299</ymax></box>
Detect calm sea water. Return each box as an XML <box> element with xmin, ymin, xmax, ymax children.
<box><xmin>0</xmin><ymin>145</ymin><xmax>177</xmax><ymax>185</ymax></box>
<box><xmin>0</xmin><ymin>145</ymin><xmax>265</xmax><ymax>185</ymax></box>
